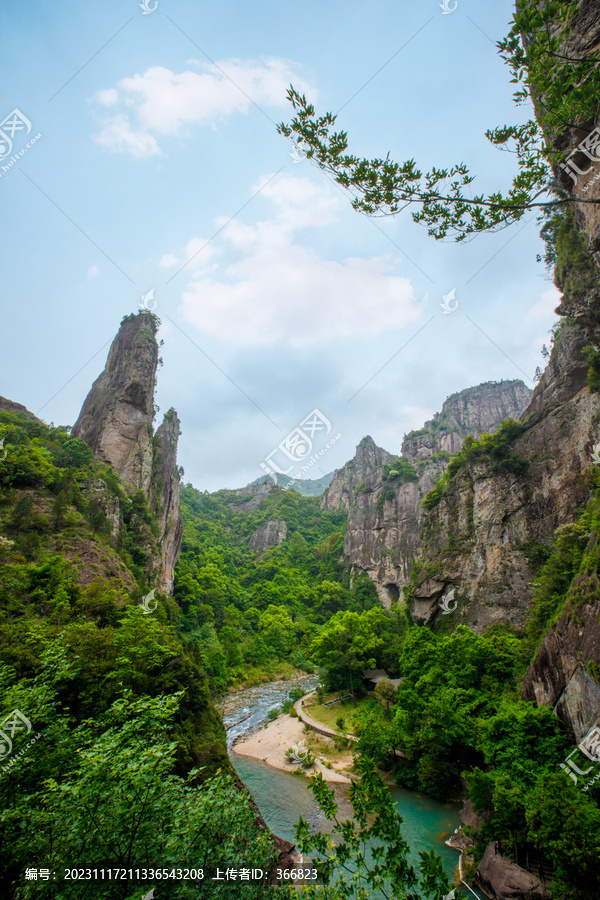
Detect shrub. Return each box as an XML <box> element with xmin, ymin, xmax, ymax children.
<box><xmin>584</xmin><ymin>345</ymin><xmax>600</xmax><ymax>393</ymax></box>
<box><xmin>383</xmin><ymin>458</ymin><xmax>418</xmax><ymax>483</ymax></box>
<box><xmin>289</xmin><ymin>687</ymin><xmax>305</xmax><ymax>702</ymax></box>
<box><xmin>422</xmin><ymin>474</ymin><xmax>449</xmax><ymax>510</ymax></box>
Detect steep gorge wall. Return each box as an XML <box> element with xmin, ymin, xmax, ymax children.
<box><xmin>322</xmin><ymin>381</ymin><xmax>531</xmax><ymax>607</ymax></box>
<box><xmin>517</xmin><ymin>0</ymin><xmax>600</xmax><ymax>740</ymax></box>
<box><xmin>408</xmin><ymin>0</ymin><xmax>600</xmax><ymax>740</ymax></box>
<box><xmin>410</xmin><ymin>362</ymin><xmax>598</xmax><ymax>632</ymax></box>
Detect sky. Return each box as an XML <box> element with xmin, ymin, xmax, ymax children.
<box><xmin>1</xmin><ymin>0</ymin><xmax>560</xmax><ymax>491</ymax></box>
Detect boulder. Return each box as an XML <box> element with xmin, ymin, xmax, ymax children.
<box><xmin>476</xmin><ymin>843</ymin><xmax>549</xmax><ymax>900</ymax></box>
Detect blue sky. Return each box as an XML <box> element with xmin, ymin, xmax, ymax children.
<box><xmin>1</xmin><ymin>0</ymin><xmax>558</xmax><ymax>490</ymax></box>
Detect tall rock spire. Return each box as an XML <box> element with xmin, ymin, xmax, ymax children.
<box><xmin>152</xmin><ymin>408</ymin><xmax>184</xmax><ymax>595</ymax></box>
<box><xmin>73</xmin><ymin>311</ymin><xmax>183</xmax><ymax>595</ymax></box>
<box><xmin>73</xmin><ymin>312</ymin><xmax>158</xmax><ymax>492</ymax></box>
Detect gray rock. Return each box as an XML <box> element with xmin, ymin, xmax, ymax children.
<box><xmin>321</xmin><ymin>381</ymin><xmax>531</xmax><ymax>608</ymax></box>
<box><xmin>476</xmin><ymin>842</ymin><xmax>549</xmax><ymax>900</ymax></box>
<box><xmin>72</xmin><ymin>312</ymin><xmax>183</xmax><ymax>596</ymax></box>
<box><xmin>249</xmin><ymin>519</ymin><xmax>288</xmax><ymax>554</ymax></box>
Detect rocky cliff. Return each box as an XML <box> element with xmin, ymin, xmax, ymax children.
<box><xmin>151</xmin><ymin>408</ymin><xmax>184</xmax><ymax>594</ymax></box>
<box><xmin>322</xmin><ymin>381</ymin><xmax>531</xmax><ymax>607</ymax></box>
<box><xmin>398</xmin><ymin>2</ymin><xmax>600</xmax><ymax>744</ymax></box>
<box><xmin>402</xmin><ymin>380</ymin><xmax>532</xmax><ymax>458</ymax></box>
<box><xmin>73</xmin><ymin>312</ymin><xmax>158</xmax><ymax>494</ymax></box>
<box><xmin>516</xmin><ymin>2</ymin><xmax>600</xmax><ymax>741</ymax></box>
<box><xmin>73</xmin><ymin>312</ymin><xmax>183</xmax><ymax>595</ymax></box>
<box><xmin>408</xmin><ymin>301</ymin><xmax>600</xmax><ymax>633</ymax></box>
<box><xmin>248</xmin><ymin>518</ymin><xmax>288</xmax><ymax>555</ymax></box>
<box><xmin>538</xmin><ymin>0</ymin><xmax>600</xmax><ymax>263</ymax></box>
<box><xmin>0</xmin><ymin>396</ymin><xmax>43</xmax><ymax>423</ymax></box>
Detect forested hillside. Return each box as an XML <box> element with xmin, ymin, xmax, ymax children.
<box><xmin>174</xmin><ymin>481</ymin><xmax>387</xmax><ymax>689</ymax></box>
<box><xmin>0</xmin><ymin>409</ymin><xmax>282</xmax><ymax>898</ymax></box>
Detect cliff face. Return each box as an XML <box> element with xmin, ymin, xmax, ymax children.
<box><xmin>73</xmin><ymin>313</ymin><xmax>158</xmax><ymax>494</ymax></box>
<box><xmin>248</xmin><ymin>519</ymin><xmax>288</xmax><ymax>555</ymax></box>
<box><xmin>151</xmin><ymin>409</ymin><xmax>184</xmax><ymax>595</ymax></box>
<box><xmin>0</xmin><ymin>396</ymin><xmax>43</xmax><ymax>423</ymax></box>
<box><xmin>322</xmin><ymin>381</ymin><xmax>531</xmax><ymax>607</ymax></box>
<box><xmin>73</xmin><ymin>313</ymin><xmax>183</xmax><ymax>595</ymax></box>
<box><xmin>399</xmin><ymin>3</ymin><xmax>600</xmax><ymax>739</ymax></box>
<box><xmin>541</xmin><ymin>0</ymin><xmax>600</xmax><ymax>261</ymax></box>
<box><xmin>410</xmin><ymin>363</ymin><xmax>599</xmax><ymax>631</ymax></box>
<box><xmin>402</xmin><ymin>380</ymin><xmax>532</xmax><ymax>458</ymax></box>
<box><xmin>522</xmin><ymin>591</ymin><xmax>600</xmax><ymax>744</ymax></box>
<box><xmin>514</xmin><ymin>3</ymin><xmax>600</xmax><ymax>740</ymax></box>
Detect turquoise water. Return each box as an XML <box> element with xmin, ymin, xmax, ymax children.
<box><xmin>224</xmin><ymin>679</ymin><xmax>486</xmax><ymax>899</ymax></box>
<box><xmin>233</xmin><ymin>754</ymin><xmax>463</xmax><ymax>884</ymax></box>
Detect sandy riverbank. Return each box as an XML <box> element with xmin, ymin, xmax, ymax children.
<box><xmin>232</xmin><ymin>712</ymin><xmax>355</xmax><ymax>783</ymax></box>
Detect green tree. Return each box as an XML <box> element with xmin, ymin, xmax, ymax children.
<box><xmin>10</xmin><ymin>492</ymin><xmax>34</xmax><ymax>531</ymax></box>
<box><xmin>58</xmin><ymin>437</ymin><xmax>94</xmax><ymax>469</ymax></box>
<box><xmin>296</xmin><ymin>758</ymin><xmax>453</xmax><ymax>899</ymax></box>
<box><xmin>278</xmin><ymin>0</ymin><xmax>600</xmax><ymax>241</ymax></box>
<box><xmin>310</xmin><ymin>607</ymin><xmax>391</xmax><ymax>696</ymax></box>
<box><xmin>259</xmin><ymin>605</ymin><xmax>295</xmax><ymax>659</ymax></box>
<box><xmin>374</xmin><ymin>677</ymin><xmax>396</xmax><ymax>714</ymax></box>
<box><xmin>51</xmin><ymin>490</ymin><xmax>70</xmax><ymax>531</ymax></box>
<box><xmin>3</xmin><ymin>683</ymin><xmax>284</xmax><ymax>900</ymax></box>
<box><xmin>526</xmin><ymin>773</ymin><xmax>600</xmax><ymax>900</ymax></box>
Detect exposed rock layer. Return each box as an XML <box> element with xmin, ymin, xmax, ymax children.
<box><xmin>410</xmin><ymin>378</ymin><xmax>599</xmax><ymax>632</ymax></box>
<box><xmin>514</xmin><ymin>0</ymin><xmax>600</xmax><ymax>746</ymax></box>
<box><xmin>249</xmin><ymin>519</ymin><xmax>288</xmax><ymax>555</ymax></box>
<box><xmin>0</xmin><ymin>396</ymin><xmax>43</xmax><ymax>423</ymax></box>
<box><xmin>151</xmin><ymin>409</ymin><xmax>184</xmax><ymax>595</ymax></box>
<box><xmin>73</xmin><ymin>313</ymin><xmax>158</xmax><ymax>494</ymax></box>
<box><xmin>322</xmin><ymin>381</ymin><xmax>531</xmax><ymax>606</ymax></box>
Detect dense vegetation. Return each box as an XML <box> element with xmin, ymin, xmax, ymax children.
<box><xmin>174</xmin><ymin>483</ymin><xmax>383</xmax><ymax>690</ymax></box>
<box><xmin>351</xmin><ymin>468</ymin><xmax>600</xmax><ymax>900</ymax></box>
<box><xmin>422</xmin><ymin>419</ymin><xmax>528</xmax><ymax>511</ymax></box>
<box><xmin>0</xmin><ymin>413</ymin><xmax>452</xmax><ymax>899</ymax></box>
<box><xmin>0</xmin><ymin>410</ymin><xmax>256</xmax><ymax>898</ymax></box>
<box><xmin>5</xmin><ymin>0</ymin><xmax>600</xmax><ymax>897</ymax></box>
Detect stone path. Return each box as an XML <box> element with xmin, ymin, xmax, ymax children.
<box><xmin>294</xmin><ymin>692</ymin><xmax>358</xmax><ymax>742</ymax></box>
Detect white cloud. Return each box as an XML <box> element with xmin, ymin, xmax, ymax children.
<box><xmin>159</xmin><ymin>238</ymin><xmax>217</xmax><ymax>272</ymax></box>
<box><xmin>93</xmin><ymin>112</ymin><xmax>161</xmax><ymax>159</ymax></box>
<box><xmin>87</xmin><ymin>265</ymin><xmax>100</xmax><ymax>279</ymax></box>
<box><xmin>91</xmin><ymin>59</ymin><xmax>314</xmax><ymax>157</ymax></box>
<box><xmin>177</xmin><ymin>174</ymin><xmax>422</xmax><ymax>346</ymax></box>
<box><xmin>96</xmin><ymin>88</ymin><xmax>118</xmax><ymax>106</ymax></box>
<box><xmin>526</xmin><ymin>286</ymin><xmax>562</xmax><ymax>320</ymax></box>
<box><xmin>159</xmin><ymin>253</ymin><xmax>180</xmax><ymax>268</ymax></box>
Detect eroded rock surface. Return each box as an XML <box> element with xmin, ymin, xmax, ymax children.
<box><xmin>249</xmin><ymin>519</ymin><xmax>288</xmax><ymax>555</ymax></box>
<box><xmin>73</xmin><ymin>312</ymin><xmax>158</xmax><ymax>494</ymax></box>
<box><xmin>73</xmin><ymin>312</ymin><xmax>183</xmax><ymax>595</ymax></box>
<box><xmin>476</xmin><ymin>843</ymin><xmax>549</xmax><ymax>900</ymax></box>
<box><xmin>322</xmin><ymin>381</ymin><xmax>531</xmax><ymax>606</ymax></box>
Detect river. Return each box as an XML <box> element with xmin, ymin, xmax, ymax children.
<box><xmin>220</xmin><ymin>676</ymin><xmax>486</xmax><ymax>899</ymax></box>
